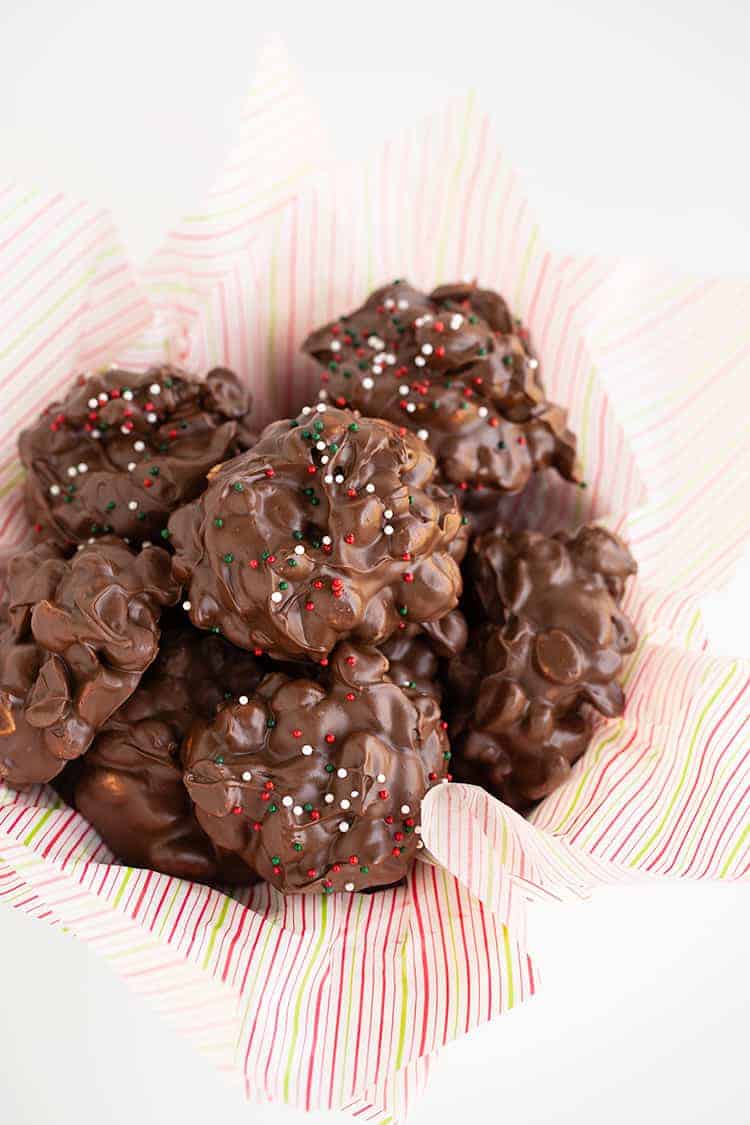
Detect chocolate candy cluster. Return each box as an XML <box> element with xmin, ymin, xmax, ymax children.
<box><xmin>2</xmin><ymin>281</ymin><xmax>637</xmax><ymax>894</ymax></box>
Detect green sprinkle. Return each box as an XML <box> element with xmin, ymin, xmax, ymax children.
<box><xmin>214</xmin><ymin>755</ymin><xmax>224</xmax><ymax>764</ymax></box>
<box><xmin>210</xmin><ymin>626</ymin><xmax>221</xmax><ymax>635</ymax></box>
<box><xmin>358</xmin><ymin>360</ymin><xmax>368</xmax><ymax>371</ymax></box>
<box><xmin>325</xmin><ymin>763</ymin><xmax>335</xmax><ymax>773</ymax></box>
<box><xmin>360</xmin><ymin>865</ymin><xmax>369</xmax><ymax>874</ymax></box>
<box><xmin>348</xmin><ymin>423</ymin><xmax>359</xmax><ymax>432</ymax></box>
<box><xmin>310</xmin><ymin>497</ymin><xmax>320</xmax><ymax>506</ymax></box>
<box><xmin>266</xmin><ymin>718</ymin><xmax>277</xmax><ymax>728</ymax></box>
<box><xmin>478</xmin><ymin>347</ymin><xmax>487</xmax><ymax>357</ymax></box>
<box><xmin>268</xmin><ymin>803</ymin><xmax>278</xmax><ymax>813</ymax></box>
<box><xmin>293</xmin><ymin>530</ymin><xmax>304</xmax><ymax>540</ymax></box>
<box><xmin>502</xmin><ymin>355</ymin><xmax>513</xmax><ymax>368</ymax></box>
<box><xmin>303</xmin><ymin>802</ymin><xmax>313</xmax><ymax>812</ymax></box>
<box><xmin>223</xmin><ymin>552</ymin><xmax>234</xmax><ymax>563</ymax></box>
<box><xmin>137</xmin><ymin>512</ymin><xmax>146</xmax><ymax>521</ymax></box>
<box><xmin>303</xmin><ymin>487</ymin><xmax>314</xmax><ymax>497</ymax></box>
<box><xmin>279</xmin><ymin>580</ymin><xmax>289</xmax><ymax>591</ymax></box>
<box><xmin>497</xmin><ymin>440</ymin><xmax>506</xmax><ymax>450</ymax></box>
<box><xmin>302</xmin><ymin>429</ymin><xmax>313</xmax><ymax>440</ymax></box>
<box><xmin>328</xmin><ymin>443</ymin><xmax>339</xmax><ymax>453</ymax></box>
<box><xmin>293</xmin><ymin>842</ymin><xmax>303</xmax><ymax>852</ymax></box>
<box><xmin>262</xmin><ymin>550</ymin><xmax>271</xmax><ymax>560</ymax></box>
<box><xmin>343</xmin><ymin>370</ymin><xmax>352</xmax><ymax>379</ymax></box>
<box><xmin>288</xmin><ymin>558</ymin><xmax>298</xmax><ymax>567</ymax></box>
<box><xmin>105</xmin><ymin>501</ymin><xmax>116</xmax><ymax>511</ymax></box>
<box><xmin>90</xmin><ymin>524</ymin><xmax>99</xmax><ymax>534</ymax></box>
<box><xmin>163</xmin><ymin>378</ymin><xmax>173</xmax><ymax>388</ymax></box>
<box><xmin>232</xmin><ymin>482</ymin><xmax>244</xmax><ymax>492</ymax></box>
<box><xmin>443</xmin><ymin>751</ymin><xmax>452</xmax><ymax>760</ymax></box>
<box><xmin>328</xmin><ymin>361</ymin><xmax>339</xmax><ymax>372</ymax></box>
<box><xmin>63</xmin><ymin>495</ymin><xmax>73</xmax><ymax>504</ymax></box>
<box><xmin>313</xmin><ymin>420</ymin><xmax>324</xmax><ymax>432</ymax></box>
<box><xmin>271</xmin><ymin>856</ymin><xmax>281</xmax><ymax>866</ymax></box>
<box><xmin>149</xmin><ymin>467</ymin><xmax>160</xmax><ymax>477</ymax></box>
<box><xmin>214</xmin><ymin>517</ymin><xmax>224</xmax><ymax>528</ymax></box>
<box><xmin>289</xmin><ymin>419</ymin><xmax>299</xmax><ymax>428</ymax></box>
<box><xmin>461</xmin><ymin>516</ymin><xmax>469</xmax><ymax>526</ymax></box>
<box><xmin>579</xmin><ymin>481</ymin><xmax>587</xmax><ymax>489</ymax></box>
<box><xmin>468</xmin><ymin>315</ymin><xmax>478</xmax><ymax>324</ymax></box>
<box><xmin>160</xmin><ymin>529</ymin><xmax>170</xmax><ymax>540</ymax></box>
<box><xmin>398</xmin><ymin>607</ymin><xmax>408</xmax><ymax>617</ymax></box>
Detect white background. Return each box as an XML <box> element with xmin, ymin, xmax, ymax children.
<box><xmin>1</xmin><ymin>3</ymin><xmax>749</xmax><ymax>1124</ymax></box>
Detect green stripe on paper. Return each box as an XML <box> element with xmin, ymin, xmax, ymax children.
<box><xmin>395</xmin><ymin>933</ymin><xmax>409</xmax><ymax>1071</ymax></box>
<box><xmin>0</xmin><ymin>267</ymin><xmax>98</xmax><ymax>361</ymax></box>
<box><xmin>514</xmin><ymin>225</ymin><xmax>539</xmax><ymax>312</ymax></box>
<box><xmin>282</xmin><ymin>894</ymin><xmax>329</xmax><ymax>1103</ymax></box>
<box><xmin>719</xmin><ymin>819</ymin><xmax>750</xmax><ymax>879</ymax></box>
<box><xmin>553</xmin><ymin>721</ymin><xmax>625</xmax><ymax>833</ymax></box>
<box><xmin>502</xmin><ymin>925</ymin><xmax>515</xmax><ymax>1009</ymax></box>
<box><xmin>22</xmin><ymin>804</ymin><xmax>58</xmax><ymax>847</ymax></box>
<box><xmin>630</xmin><ymin>662</ymin><xmax>739</xmax><ymax>867</ymax></box>
<box><xmin>202</xmin><ymin>895</ymin><xmax>231</xmax><ymax>971</ymax></box>
<box><xmin>112</xmin><ymin>867</ymin><xmax>134</xmax><ymax>909</ymax></box>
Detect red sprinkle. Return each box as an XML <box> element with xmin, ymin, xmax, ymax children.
<box><xmin>249</xmin><ymin>559</ymin><xmax>259</xmax><ymax>568</ymax></box>
<box><xmin>331</xmin><ymin>864</ymin><xmax>342</xmax><ymax>874</ymax></box>
<box><xmin>344</xmin><ymin>533</ymin><xmax>354</xmax><ymax>545</ymax></box>
<box><xmin>307</xmin><ymin>465</ymin><xmax>317</xmax><ymax>474</ymax></box>
<box><xmin>292</xmin><ymin>729</ymin><xmax>302</xmax><ymax>738</ymax></box>
<box><xmin>307</xmin><ymin>868</ymin><xmax>318</xmax><ymax>878</ymax></box>
<box><xmin>345</xmin><ymin>656</ymin><xmax>357</xmax><ymax>665</ymax></box>
<box><xmin>232</xmin><ymin>806</ymin><xmax>242</xmax><ymax>815</ymax></box>
<box><xmin>394</xmin><ymin>831</ymin><xmax>404</xmax><ymax>842</ymax></box>
<box><xmin>403</xmin><ymin>572</ymin><xmax>414</xmax><ymax>583</ymax></box>
<box><xmin>349</xmin><ymin>855</ymin><xmax>359</xmax><ymax>865</ymax></box>
<box><xmin>392</xmin><ymin>847</ymin><xmax>401</xmax><ymax>857</ymax></box>
<box><xmin>264</xmin><ymin>781</ymin><xmax>274</xmax><ymax>790</ymax></box>
<box><xmin>264</xmin><ymin>468</ymin><xmax>275</xmax><ymax>478</ymax></box>
<box><xmin>384</xmin><ymin>815</ymin><xmax>394</xmax><ymax>825</ymax></box>
<box><xmin>345</xmin><ymin>692</ymin><xmax>356</xmax><ymax>702</ymax></box>
<box><xmin>253</xmin><ymin>821</ymin><xmax>262</xmax><ymax>832</ymax></box>
<box><xmin>378</xmin><ymin>790</ymin><xmax>389</xmax><ymax>800</ymax></box>
<box><xmin>305</xmin><ymin>601</ymin><xmax>315</xmax><ymax>611</ymax></box>
<box><xmin>433</xmin><ymin>321</ymin><xmax>444</xmax><ymax>332</ymax></box>
<box><xmin>311</xmin><ymin>809</ymin><xmax>321</xmax><ymax>820</ymax></box>
<box><xmin>261</xmin><ymin>792</ymin><xmax>270</xmax><ymax>802</ymax></box>
<box><xmin>325</xmin><ymin>733</ymin><xmax>335</xmax><ymax>744</ymax></box>
<box><xmin>313</xmin><ymin>580</ymin><xmax>323</xmax><ymax>590</ymax></box>
<box><xmin>434</xmin><ymin>345</ymin><xmax>446</xmax><ymax>358</ymax></box>
<box><xmin>143</xmin><ymin>479</ymin><xmax>153</xmax><ymax>488</ymax></box>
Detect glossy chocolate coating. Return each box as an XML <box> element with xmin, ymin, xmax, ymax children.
<box><xmin>20</xmin><ymin>366</ymin><xmax>254</xmax><ymax>547</ymax></box>
<box><xmin>0</xmin><ymin>538</ymin><xmax>178</xmax><ymax>787</ymax></box>
<box><xmin>169</xmin><ymin>406</ymin><xmax>464</xmax><ymax>661</ymax></box>
<box><xmin>302</xmin><ymin>280</ymin><xmax>578</xmax><ymax>496</ymax></box>
<box><xmin>183</xmin><ymin>644</ymin><xmax>449</xmax><ymax>893</ymax></box>
<box><xmin>379</xmin><ymin>609</ymin><xmax>468</xmax><ymax>699</ymax></box>
<box><xmin>450</xmin><ymin>525</ymin><xmax>637</xmax><ymax>811</ymax></box>
<box><xmin>74</xmin><ymin>625</ymin><xmax>262</xmax><ymax>883</ymax></box>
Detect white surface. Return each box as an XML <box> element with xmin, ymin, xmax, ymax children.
<box><xmin>0</xmin><ymin>2</ymin><xmax>749</xmax><ymax>1124</ymax></box>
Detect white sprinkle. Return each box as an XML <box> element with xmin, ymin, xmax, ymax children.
<box><xmin>120</xmin><ymin>425</ymin><xmax>131</xmax><ymax>435</ymax></box>
<box><xmin>77</xmin><ymin>462</ymin><xmax>88</xmax><ymax>473</ymax></box>
<box><xmin>414</xmin><ymin>825</ymin><xmax>422</xmax><ymax>835</ymax></box>
<box><xmin>149</xmin><ymin>383</ymin><xmax>161</xmax><ymax>395</ymax></box>
<box><xmin>383</xmin><ymin>353</ymin><xmax>396</xmax><ymax>365</ymax></box>
<box><xmin>421</xmin><ymin>343</ymin><xmax>433</xmax><ymax>356</ymax></box>
<box><xmin>417</xmin><ymin>840</ymin><xmax>424</xmax><ymax>849</ymax></box>
<box><xmin>122</xmin><ymin>389</ymin><xmax>134</xmax><ymax>401</ymax></box>
<box><xmin>400</xmin><ymin>805</ymin><xmax>410</xmax><ymax>815</ymax></box>
<box><xmin>417</xmin><ymin>428</ymin><xmax>429</xmax><ymax>441</ymax></box>
<box><xmin>294</xmin><ymin>545</ymin><xmax>305</xmax><ymax>556</ymax></box>
<box><xmin>372</xmin><ymin>365</ymin><xmax>383</xmax><ymax>376</ymax></box>
<box><xmin>282</xmin><ymin>795</ymin><xmax>293</xmax><ymax>808</ymax></box>
<box><xmin>67</xmin><ymin>466</ymin><xmax>77</xmax><ymax>477</ymax></box>
<box><xmin>238</xmin><ymin>695</ymin><xmax>249</xmax><ymax>706</ymax></box>
<box><xmin>528</xmin><ymin>358</ymin><xmax>539</xmax><ymax>370</ymax></box>
<box><xmin>338</xmin><ymin>822</ymin><xmax>350</xmax><ymax>833</ymax></box>
<box><xmin>91</xmin><ymin>429</ymin><xmax>101</xmax><ymax>439</ymax></box>
<box><xmin>398</xmin><ymin>384</ymin><xmax>409</xmax><ymax>395</ymax></box>
<box><xmin>334</xmin><ymin>473</ymin><xmax>344</xmax><ymax>483</ymax></box>
<box><xmin>127</xmin><ymin>500</ymin><xmax>138</xmax><ymax>510</ymax></box>
<box><xmin>319</xmin><ymin>389</ymin><xmax>329</xmax><ymax>400</ymax></box>
<box><xmin>340</xmin><ymin>799</ymin><xmax>351</xmax><ymax>810</ymax></box>
<box><xmin>321</xmin><ymin>455</ymin><xmax>329</xmax><ymax>464</ymax></box>
<box><xmin>478</xmin><ymin>406</ymin><xmax>488</xmax><ymax>418</ymax></box>
<box><xmin>146</xmin><ymin>412</ymin><xmax>157</xmax><ymax>423</ymax></box>
<box><xmin>414</xmin><ymin>316</ymin><xmax>427</xmax><ymax>327</ymax></box>
<box><xmin>324</xmin><ymin>474</ymin><xmax>334</xmax><ymax>484</ymax></box>
<box><xmin>88</xmin><ymin>398</ymin><xmax>98</xmax><ymax>409</ymax></box>
<box><xmin>322</xmin><ymin>536</ymin><xmax>332</xmax><ymax>546</ymax></box>
<box><xmin>414</xmin><ymin>356</ymin><xmax>426</xmax><ymax>368</ymax></box>
<box><xmin>368</xmin><ymin>335</ymin><xmax>384</xmax><ymax>351</ymax></box>
<box><xmin>397</xmin><ymin>298</ymin><xmax>409</xmax><ymax>310</ymax></box>
<box><xmin>330</xmin><ymin>340</ymin><xmax>341</xmax><ymax>352</ymax></box>
<box><xmin>127</xmin><ymin>462</ymin><xmax>136</xmax><ymax>472</ymax></box>
<box><xmin>142</xmin><ymin>540</ymin><xmax>151</xmax><ymax>548</ymax></box>
<box><xmin>301</xmin><ymin>744</ymin><xmax>314</xmax><ymax>756</ymax></box>
<box><xmin>98</xmin><ymin>393</ymin><xmax>109</xmax><ymax>404</ymax></box>
<box><xmin>241</xmin><ymin>771</ymin><xmax>252</xmax><ymax>782</ymax></box>
<box><xmin>384</xmin><ymin>509</ymin><xmax>393</xmax><ymax>519</ymax></box>
<box><xmin>76</xmin><ymin>544</ymin><xmax>84</xmax><ymax>552</ymax></box>
<box><xmin>134</xmin><ymin>440</ymin><xmax>145</xmax><ymax>452</ymax></box>
<box><xmin>406</xmin><ymin>403</ymin><xmax>416</xmax><ymax>413</ymax></box>
<box><xmin>384</xmin><ymin>525</ymin><xmax>394</xmax><ymax>535</ymax></box>
<box><xmin>316</xmin><ymin>441</ymin><xmax>326</xmax><ymax>451</ymax></box>
<box><xmin>350</xmin><ymin>790</ymin><xmax>359</xmax><ymax>798</ymax></box>
<box><xmin>302</xmin><ymin>406</ymin><xmax>312</xmax><ymax>415</ymax></box>
<box><xmin>87</xmin><ymin>537</ymin><xmax>96</xmax><ymax>544</ymax></box>
<box><xmin>271</xmin><ymin>591</ymin><xmax>283</xmax><ymax>603</ymax></box>
<box><xmin>49</xmin><ymin>484</ymin><xmax>61</xmax><ymax>496</ymax></box>
<box><xmin>337</xmin><ymin>768</ymin><xmax>348</xmax><ymax>778</ymax></box>
<box><xmin>383</xmin><ymin>298</ymin><xmax>395</xmax><ymax>310</ymax></box>
<box><xmin>362</xmin><ymin>377</ymin><xmax>374</xmax><ymax>390</ymax></box>
<box><xmin>324</xmin><ymin>793</ymin><xmax>335</xmax><ymax>804</ymax></box>
<box><xmin>377</xmin><ymin>773</ymin><xmax>386</xmax><ymax>783</ymax></box>
<box><xmin>182</xmin><ymin>600</ymin><xmax>192</xmax><ymax>611</ymax></box>
<box><xmin>316</xmin><ymin>403</ymin><xmax>327</xmax><ymax>412</ymax></box>
<box><xmin>344</xmin><ymin>882</ymin><xmax>355</xmax><ymax>892</ymax></box>
<box><xmin>293</xmin><ymin>805</ymin><xmax>303</xmax><ymax>815</ymax></box>
<box><xmin>450</xmin><ymin>313</ymin><xmax>463</xmax><ymax>330</ymax></box>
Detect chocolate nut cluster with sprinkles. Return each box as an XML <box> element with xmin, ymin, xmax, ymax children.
<box><xmin>182</xmin><ymin>643</ymin><xmax>450</xmax><ymax>894</ymax></box>
<box><xmin>448</xmin><ymin>525</ymin><xmax>638</xmax><ymax>812</ymax></box>
<box><xmin>168</xmin><ymin>405</ymin><xmax>465</xmax><ymax>660</ymax></box>
<box><xmin>74</xmin><ymin>622</ymin><xmax>262</xmax><ymax>883</ymax></box>
<box><xmin>20</xmin><ymin>365</ymin><xmax>255</xmax><ymax>548</ymax></box>
<box><xmin>302</xmin><ymin>280</ymin><xmax>579</xmax><ymax>500</ymax></box>
<box><xmin>0</xmin><ymin>538</ymin><xmax>179</xmax><ymax>787</ymax></box>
